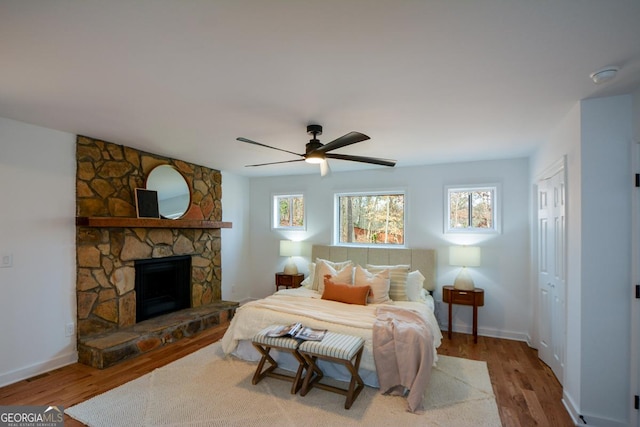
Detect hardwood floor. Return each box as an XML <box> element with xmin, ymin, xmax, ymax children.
<box><xmin>0</xmin><ymin>325</ymin><xmax>573</xmax><ymax>426</ymax></box>
<box><xmin>438</xmin><ymin>332</ymin><xmax>574</xmax><ymax>426</ymax></box>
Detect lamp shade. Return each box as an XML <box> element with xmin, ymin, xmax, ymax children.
<box><xmin>449</xmin><ymin>246</ymin><xmax>481</xmax><ymax>267</ymax></box>
<box><xmin>279</xmin><ymin>240</ymin><xmax>302</xmax><ymax>257</ymax></box>
<box><xmin>449</xmin><ymin>246</ymin><xmax>480</xmax><ymax>290</ymax></box>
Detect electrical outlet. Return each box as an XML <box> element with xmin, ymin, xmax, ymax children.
<box><xmin>1</xmin><ymin>254</ymin><xmax>13</xmax><ymax>268</ymax></box>
<box><xmin>65</xmin><ymin>322</ymin><xmax>75</xmax><ymax>337</ymax></box>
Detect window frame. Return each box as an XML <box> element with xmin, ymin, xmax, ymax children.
<box><xmin>444</xmin><ymin>183</ymin><xmax>501</xmax><ymax>234</ymax></box>
<box><xmin>333</xmin><ymin>189</ymin><xmax>407</xmax><ymax>248</ymax></box>
<box><xmin>272</xmin><ymin>192</ymin><xmax>306</xmax><ymax>230</ymax></box>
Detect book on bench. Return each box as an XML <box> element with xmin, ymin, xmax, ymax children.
<box><xmin>267</xmin><ymin>322</ymin><xmax>327</xmax><ymax>341</ymax></box>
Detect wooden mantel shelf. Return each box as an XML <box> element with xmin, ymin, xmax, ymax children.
<box><xmin>76</xmin><ymin>217</ymin><xmax>232</xmax><ymax>229</ymax></box>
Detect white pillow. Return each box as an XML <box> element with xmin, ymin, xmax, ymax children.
<box><xmin>312</xmin><ymin>258</ymin><xmax>352</xmax><ymax>291</ymax></box>
<box><xmin>315</xmin><ymin>260</ymin><xmax>353</xmax><ymax>294</ymax></box>
<box><xmin>354</xmin><ymin>265</ymin><xmax>390</xmax><ymax>304</ymax></box>
<box><xmin>406</xmin><ymin>270</ymin><xmax>426</xmax><ymax>301</ymax></box>
<box><xmin>366</xmin><ymin>264</ymin><xmax>410</xmax><ymax>301</ymax></box>
<box><xmin>300</xmin><ymin>262</ymin><xmax>315</xmax><ymax>288</ymax></box>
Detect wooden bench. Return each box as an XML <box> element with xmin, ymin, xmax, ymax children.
<box><xmin>251</xmin><ymin>326</ymin><xmax>308</xmax><ymax>394</ymax></box>
<box><xmin>298</xmin><ymin>332</ymin><xmax>365</xmax><ymax>409</ymax></box>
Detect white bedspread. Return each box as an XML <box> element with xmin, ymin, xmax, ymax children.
<box><xmin>221</xmin><ymin>288</ymin><xmax>442</xmax><ymax>373</ymax></box>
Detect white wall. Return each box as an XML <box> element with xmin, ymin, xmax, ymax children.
<box><xmin>532</xmin><ymin>94</ymin><xmax>634</xmax><ymax>427</ymax></box>
<box><xmin>0</xmin><ymin>117</ymin><xmax>77</xmax><ymax>387</ymax></box>
<box><xmin>248</xmin><ymin>158</ymin><xmax>531</xmax><ymax>341</ymax></box>
<box><xmin>221</xmin><ymin>172</ymin><xmax>252</xmax><ymax>302</ymax></box>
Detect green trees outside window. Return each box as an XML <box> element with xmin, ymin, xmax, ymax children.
<box><xmin>274</xmin><ymin>194</ymin><xmax>304</xmax><ymax>229</ymax></box>
<box><xmin>336</xmin><ymin>193</ymin><xmax>404</xmax><ymax>245</ymax></box>
<box><xmin>447</xmin><ymin>186</ymin><xmax>497</xmax><ymax>232</ymax></box>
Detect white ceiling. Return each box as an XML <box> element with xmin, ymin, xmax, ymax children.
<box><xmin>1</xmin><ymin>1</ymin><xmax>639</xmax><ymax>177</ymax></box>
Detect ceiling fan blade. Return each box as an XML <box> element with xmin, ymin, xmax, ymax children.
<box><xmin>326</xmin><ymin>153</ymin><xmax>396</xmax><ymax>167</ymax></box>
<box><xmin>315</xmin><ymin>131</ymin><xmax>370</xmax><ymax>153</ymax></box>
<box><xmin>245</xmin><ymin>159</ymin><xmax>305</xmax><ymax>167</ymax></box>
<box><xmin>237</xmin><ymin>137</ymin><xmax>303</xmax><ymax>157</ymax></box>
<box><xmin>320</xmin><ymin>159</ymin><xmax>331</xmax><ymax>177</ymax></box>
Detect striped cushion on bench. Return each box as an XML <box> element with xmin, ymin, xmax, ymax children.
<box><xmin>298</xmin><ymin>332</ymin><xmax>363</xmax><ymax>360</ymax></box>
<box><xmin>252</xmin><ymin>326</ymin><xmax>301</xmax><ymax>350</ymax></box>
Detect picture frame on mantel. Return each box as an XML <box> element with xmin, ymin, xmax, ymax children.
<box><xmin>135</xmin><ymin>188</ymin><xmax>160</xmax><ymax>218</ymax></box>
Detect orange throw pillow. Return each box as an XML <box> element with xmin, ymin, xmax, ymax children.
<box><xmin>322</xmin><ymin>275</ymin><xmax>371</xmax><ymax>305</ymax></box>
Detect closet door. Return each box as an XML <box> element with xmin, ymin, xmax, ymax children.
<box><xmin>537</xmin><ymin>167</ymin><xmax>566</xmax><ymax>383</ymax></box>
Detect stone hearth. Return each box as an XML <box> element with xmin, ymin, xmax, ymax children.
<box><xmin>78</xmin><ymin>302</ymin><xmax>237</xmax><ymax>369</ymax></box>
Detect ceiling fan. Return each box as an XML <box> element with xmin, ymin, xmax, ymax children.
<box><xmin>237</xmin><ymin>124</ymin><xmax>396</xmax><ymax>176</ymax></box>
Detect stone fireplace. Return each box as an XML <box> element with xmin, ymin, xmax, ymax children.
<box><xmin>75</xmin><ymin>136</ymin><xmax>237</xmax><ymax>368</ymax></box>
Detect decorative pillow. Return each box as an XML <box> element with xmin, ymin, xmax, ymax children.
<box><xmin>366</xmin><ymin>264</ymin><xmax>410</xmax><ymax>301</ymax></box>
<box><xmin>300</xmin><ymin>262</ymin><xmax>315</xmax><ymax>288</ymax></box>
<box><xmin>322</xmin><ymin>276</ymin><xmax>370</xmax><ymax>305</ymax></box>
<box><xmin>406</xmin><ymin>270</ymin><xmax>426</xmax><ymax>301</ymax></box>
<box><xmin>313</xmin><ymin>259</ymin><xmax>353</xmax><ymax>293</ymax></box>
<box><xmin>354</xmin><ymin>265</ymin><xmax>390</xmax><ymax>304</ymax></box>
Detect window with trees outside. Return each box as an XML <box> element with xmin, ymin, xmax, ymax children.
<box><xmin>273</xmin><ymin>194</ymin><xmax>305</xmax><ymax>229</ymax></box>
<box><xmin>446</xmin><ymin>185</ymin><xmax>499</xmax><ymax>233</ymax></box>
<box><xmin>335</xmin><ymin>191</ymin><xmax>405</xmax><ymax>246</ymax></box>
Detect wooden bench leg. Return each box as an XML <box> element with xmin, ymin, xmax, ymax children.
<box><xmin>290</xmin><ymin>350</ymin><xmax>308</xmax><ymax>394</ymax></box>
<box><xmin>251</xmin><ymin>342</ymin><xmax>309</xmax><ymax>394</ymax></box>
<box><xmin>299</xmin><ymin>347</ymin><xmax>365</xmax><ymax>409</ymax></box>
<box><xmin>343</xmin><ymin>347</ymin><xmax>364</xmax><ymax>409</ymax></box>
<box><xmin>251</xmin><ymin>343</ymin><xmax>278</xmax><ymax>385</ymax></box>
<box><xmin>299</xmin><ymin>354</ymin><xmax>324</xmax><ymax>397</ymax></box>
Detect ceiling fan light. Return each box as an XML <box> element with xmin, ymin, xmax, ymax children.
<box><xmin>305</xmin><ymin>152</ymin><xmax>325</xmax><ymax>164</ymax></box>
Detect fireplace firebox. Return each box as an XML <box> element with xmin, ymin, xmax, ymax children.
<box><xmin>134</xmin><ymin>255</ymin><xmax>191</xmax><ymax>322</ymax></box>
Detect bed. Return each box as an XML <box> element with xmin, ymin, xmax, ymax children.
<box><xmin>220</xmin><ymin>245</ymin><xmax>442</xmax><ymax>388</ymax></box>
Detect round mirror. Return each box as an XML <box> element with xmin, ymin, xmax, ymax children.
<box><xmin>146</xmin><ymin>165</ymin><xmax>191</xmax><ymax>219</ymax></box>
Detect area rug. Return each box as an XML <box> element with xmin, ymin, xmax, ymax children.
<box><xmin>66</xmin><ymin>343</ymin><xmax>501</xmax><ymax>426</ymax></box>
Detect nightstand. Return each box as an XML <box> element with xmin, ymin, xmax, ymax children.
<box><xmin>275</xmin><ymin>272</ymin><xmax>304</xmax><ymax>291</ymax></box>
<box><xmin>442</xmin><ymin>285</ymin><xmax>485</xmax><ymax>343</ymax></box>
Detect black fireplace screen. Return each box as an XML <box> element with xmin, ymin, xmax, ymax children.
<box><xmin>134</xmin><ymin>255</ymin><xmax>191</xmax><ymax>322</ymax></box>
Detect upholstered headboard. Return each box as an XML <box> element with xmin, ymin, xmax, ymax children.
<box><xmin>310</xmin><ymin>245</ymin><xmax>437</xmax><ymax>291</ymax></box>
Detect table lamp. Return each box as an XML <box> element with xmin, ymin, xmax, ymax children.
<box><xmin>280</xmin><ymin>240</ymin><xmax>302</xmax><ymax>275</ymax></box>
<box><xmin>449</xmin><ymin>246</ymin><xmax>481</xmax><ymax>290</ymax></box>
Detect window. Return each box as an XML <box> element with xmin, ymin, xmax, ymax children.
<box><xmin>335</xmin><ymin>191</ymin><xmax>405</xmax><ymax>246</ymax></box>
<box><xmin>273</xmin><ymin>194</ymin><xmax>305</xmax><ymax>229</ymax></box>
<box><xmin>446</xmin><ymin>185</ymin><xmax>499</xmax><ymax>233</ymax></box>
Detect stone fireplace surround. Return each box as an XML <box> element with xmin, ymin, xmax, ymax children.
<box><xmin>75</xmin><ymin>136</ymin><xmax>237</xmax><ymax>368</ymax></box>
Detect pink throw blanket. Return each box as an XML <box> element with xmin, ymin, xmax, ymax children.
<box><xmin>373</xmin><ymin>306</ymin><xmax>434</xmax><ymax>413</ymax></box>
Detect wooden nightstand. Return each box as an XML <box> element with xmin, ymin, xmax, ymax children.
<box><xmin>442</xmin><ymin>285</ymin><xmax>485</xmax><ymax>343</ymax></box>
<box><xmin>275</xmin><ymin>272</ymin><xmax>304</xmax><ymax>291</ymax></box>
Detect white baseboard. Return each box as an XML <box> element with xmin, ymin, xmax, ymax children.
<box><xmin>563</xmin><ymin>390</ymin><xmax>582</xmax><ymax>425</ymax></box>
<box><xmin>445</xmin><ymin>324</ymin><xmax>529</xmax><ymax>343</ymax></box>
<box><xmin>0</xmin><ymin>351</ymin><xmax>78</xmax><ymax>388</ymax></box>
<box><xmin>563</xmin><ymin>389</ymin><xmax>630</xmax><ymax>427</ymax></box>
<box><xmin>480</xmin><ymin>327</ymin><xmax>529</xmax><ymax>342</ymax></box>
